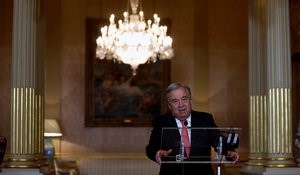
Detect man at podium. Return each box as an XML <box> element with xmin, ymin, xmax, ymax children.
<box><xmin>146</xmin><ymin>82</ymin><xmax>239</xmax><ymax>175</ymax></box>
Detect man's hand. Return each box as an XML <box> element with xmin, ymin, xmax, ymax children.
<box><xmin>226</xmin><ymin>151</ymin><xmax>240</xmax><ymax>164</ymax></box>
<box><xmin>155</xmin><ymin>149</ymin><xmax>172</xmax><ymax>165</ymax></box>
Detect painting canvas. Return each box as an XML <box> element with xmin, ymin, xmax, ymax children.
<box><xmin>85</xmin><ymin>18</ymin><xmax>171</xmax><ymax>127</ymax></box>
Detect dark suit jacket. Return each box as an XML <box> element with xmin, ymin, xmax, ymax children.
<box><xmin>146</xmin><ymin>111</ymin><xmax>221</xmax><ymax>175</ymax></box>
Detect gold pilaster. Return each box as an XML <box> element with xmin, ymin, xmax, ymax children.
<box><xmin>266</xmin><ymin>88</ymin><xmax>295</xmax><ymax>167</ymax></box>
<box><xmin>6</xmin><ymin>0</ymin><xmax>46</xmax><ymax>169</ymax></box>
<box><xmin>246</xmin><ymin>0</ymin><xmax>297</xmax><ymax>171</ymax></box>
<box><xmin>247</xmin><ymin>0</ymin><xmax>268</xmax><ymax>167</ymax></box>
<box><xmin>264</xmin><ymin>0</ymin><xmax>295</xmax><ymax>167</ymax></box>
<box><xmin>247</xmin><ymin>95</ymin><xmax>268</xmax><ymax>166</ymax></box>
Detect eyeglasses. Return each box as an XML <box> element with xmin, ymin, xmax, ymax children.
<box><xmin>169</xmin><ymin>96</ymin><xmax>190</xmax><ymax>106</ymax></box>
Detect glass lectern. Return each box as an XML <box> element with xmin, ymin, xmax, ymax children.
<box><xmin>160</xmin><ymin>127</ymin><xmax>241</xmax><ymax>175</ymax></box>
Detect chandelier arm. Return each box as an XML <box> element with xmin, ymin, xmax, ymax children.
<box><xmin>127</xmin><ymin>0</ymin><xmax>130</xmax><ymax>13</ymax></box>
<box><xmin>130</xmin><ymin>0</ymin><xmax>140</xmax><ymax>14</ymax></box>
<box><xmin>139</xmin><ymin>0</ymin><xmax>143</xmax><ymax>12</ymax></box>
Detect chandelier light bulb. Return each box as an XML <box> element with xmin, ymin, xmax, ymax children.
<box><xmin>96</xmin><ymin>0</ymin><xmax>174</xmax><ymax>75</ymax></box>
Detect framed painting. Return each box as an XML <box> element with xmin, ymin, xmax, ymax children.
<box><xmin>85</xmin><ymin>18</ymin><xmax>171</xmax><ymax>127</ymax></box>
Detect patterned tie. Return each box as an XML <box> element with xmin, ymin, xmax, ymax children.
<box><xmin>181</xmin><ymin>120</ymin><xmax>190</xmax><ymax>157</ymax></box>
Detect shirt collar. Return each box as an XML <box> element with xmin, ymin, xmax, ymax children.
<box><xmin>175</xmin><ymin>114</ymin><xmax>191</xmax><ymax>127</ymax></box>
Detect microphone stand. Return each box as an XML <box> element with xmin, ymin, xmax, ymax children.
<box><xmin>217</xmin><ymin>136</ymin><xmax>223</xmax><ymax>175</ymax></box>
<box><xmin>218</xmin><ymin>127</ymin><xmax>233</xmax><ymax>175</ymax></box>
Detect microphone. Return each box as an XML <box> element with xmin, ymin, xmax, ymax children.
<box><xmin>184</xmin><ymin>121</ymin><xmax>188</xmax><ymax>126</ymax></box>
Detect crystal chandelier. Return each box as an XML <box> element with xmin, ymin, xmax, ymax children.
<box><xmin>96</xmin><ymin>0</ymin><xmax>174</xmax><ymax>75</ymax></box>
